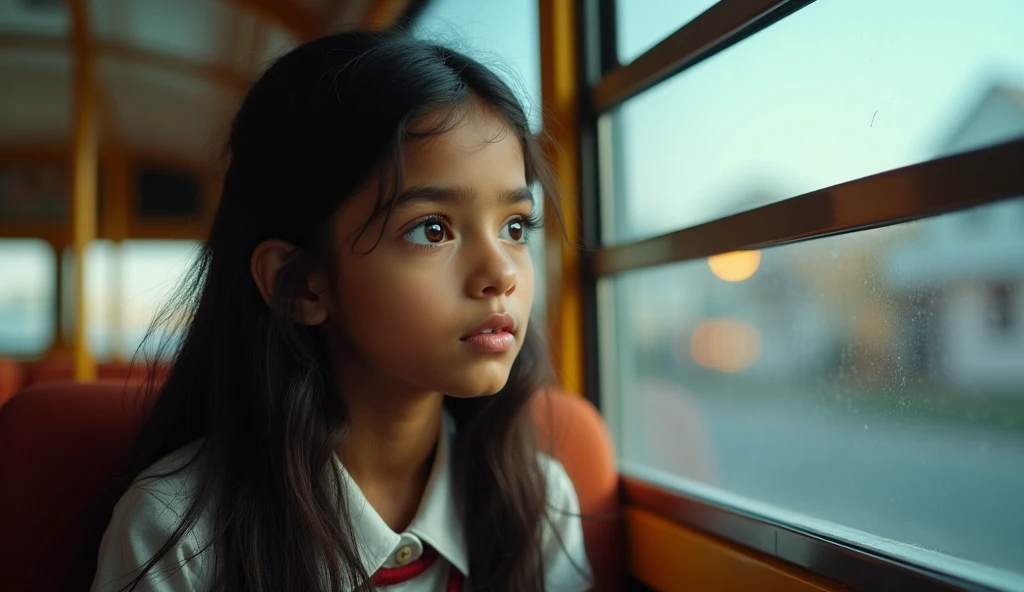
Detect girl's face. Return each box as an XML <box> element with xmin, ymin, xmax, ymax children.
<box><xmin>328</xmin><ymin>103</ymin><xmax>536</xmax><ymax>398</ymax></box>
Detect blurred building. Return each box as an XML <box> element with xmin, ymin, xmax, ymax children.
<box><xmin>886</xmin><ymin>85</ymin><xmax>1024</xmax><ymax>391</ymax></box>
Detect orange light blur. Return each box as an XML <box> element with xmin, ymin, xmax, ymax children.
<box><xmin>708</xmin><ymin>250</ymin><xmax>761</xmax><ymax>282</ymax></box>
<box><xmin>689</xmin><ymin>318</ymin><xmax>763</xmax><ymax>373</ymax></box>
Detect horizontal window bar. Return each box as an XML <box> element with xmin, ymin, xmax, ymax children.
<box><xmin>591</xmin><ymin>137</ymin><xmax>1024</xmax><ymax>277</ymax></box>
<box><xmin>622</xmin><ymin>475</ymin><xmax>1005</xmax><ymax>592</ymax></box>
<box><xmin>590</xmin><ymin>0</ymin><xmax>815</xmax><ymax>113</ymax></box>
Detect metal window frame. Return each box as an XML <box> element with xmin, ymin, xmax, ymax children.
<box><xmin>592</xmin><ymin>0</ymin><xmax>817</xmax><ymax>113</ymax></box>
<box><xmin>592</xmin><ymin>137</ymin><xmax>1024</xmax><ymax>276</ymax></box>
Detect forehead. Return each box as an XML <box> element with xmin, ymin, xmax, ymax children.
<box><xmin>402</xmin><ymin>103</ymin><xmax>526</xmax><ymax>188</ymax></box>
<box><xmin>332</xmin><ymin>102</ymin><xmax>529</xmax><ymax>246</ymax></box>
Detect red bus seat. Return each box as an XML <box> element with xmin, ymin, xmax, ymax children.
<box><xmin>0</xmin><ymin>382</ymin><xmax>623</xmax><ymax>591</ymax></box>
<box><xmin>0</xmin><ymin>357</ymin><xmax>24</xmax><ymax>410</ymax></box>
<box><xmin>23</xmin><ymin>355</ymin><xmax>167</xmax><ymax>387</ymax></box>
<box><xmin>0</xmin><ymin>382</ymin><xmax>146</xmax><ymax>592</ymax></box>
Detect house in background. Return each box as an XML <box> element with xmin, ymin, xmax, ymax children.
<box><xmin>886</xmin><ymin>85</ymin><xmax>1024</xmax><ymax>392</ymax></box>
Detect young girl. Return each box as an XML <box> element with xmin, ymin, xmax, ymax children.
<box><xmin>90</xmin><ymin>31</ymin><xmax>593</xmax><ymax>592</ymax></box>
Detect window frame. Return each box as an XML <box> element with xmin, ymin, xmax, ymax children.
<box><xmin>577</xmin><ymin>0</ymin><xmax>1024</xmax><ymax>591</ymax></box>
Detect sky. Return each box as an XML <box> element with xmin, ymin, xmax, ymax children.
<box><xmin>2</xmin><ymin>0</ymin><xmax>1024</xmax><ymax>355</ymax></box>
<box><xmin>614</xmin><ymin>0</ymin><xmax>1024</xmax><ymax>242</ymax></box>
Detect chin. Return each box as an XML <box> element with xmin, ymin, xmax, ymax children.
<box><xmin>444</xmin><ymin>381</ymin><xmax>508</xmax><ymax>398</ymax></box>
<box><xmin>442</xmin><ymin>367</ymin><xmax>513</xmax><ymax>398</ymax></box>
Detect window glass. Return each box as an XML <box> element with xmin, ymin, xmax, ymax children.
<box><xmin>608</xmin><ymin>197</ymin><xmax>1024</xmax><ymax>580</ymax></box>
<box><xmin>616</xmin><ymin>0</ymin><xmax>717</xmax><ymax>65</ymax></box>
<box><xmin>62</xmin><ymin>241</ymin><xmax>119</xmax><ymax>361</ymax></box>
<box><xmin>63</xmin><ymin>240</ymin><xmax>116</xmax><ymax>360</ymax></box>
<box><xmin>62</xmin><ymin>240</ymin><xmax>197</xmax><ymax>361</ymax></box>
<box><xmin>0</xmin><ymin>239</ymin><xmax>56</xmax><ymax>356</ymax></box>
<box><xmin>120</xmin><ymin>240</ymin><xmax>198</xmax><ymax>357</ymax></box>
<box><xmin>608</xmin><ymin>0</ymin><xmax>1024</xmax><ymax>244</ymax></box>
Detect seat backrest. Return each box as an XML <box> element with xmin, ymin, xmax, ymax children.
<box><xmin>23</xmin><ymin>354</ymin><xmax>168</xmax><ymax>387</ymax></box>
<box><xmin>0</xmin><ymin>383</ymin><xmax>622</xmax><ymax>591</ymax></box>
<box><xmin>0</xmin><ymin>356</ymin><xmax>24</xmax><ymax>410</ymax></box>
<box><xmin>533</xmin><ymin>389</ymin><xmax>624</xmax><ymax>590</ymax></box>
<box><xmin>0</xmin><ymin>381</ymin><xmax>147</xmax><ymax>592</ymax></box>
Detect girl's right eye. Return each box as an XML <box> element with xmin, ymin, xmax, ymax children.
<box><xmin>404</xmin><ymin>218</ymin><xmax>450</xmax><ymax>246</ymax></box>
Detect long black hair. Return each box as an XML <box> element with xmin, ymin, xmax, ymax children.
<box><xmin>118</xmin><ymin>30</ymin><xmax>563</xmax><ymax>591</ymax></box>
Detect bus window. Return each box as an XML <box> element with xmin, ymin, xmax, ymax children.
<box><xmin>597</xmin><ymin>0</ymin><xmax>1024</xmax><ymax>585</ymax></box>
<box><xmin>119</xmin><ymin>239</ymin><xmax>199</xmax><ymax>358</ymax></box>
<box><xmin>0</xmin><ymin>239</ymin><xmax>56</xmax><ymax>357</ymax></box>
<box><xmin>62</xmin><ymin>239</ymin><xmax>199</xmax><ymax>362</ymax></box>
<box><xmin>61</xmin><ymin>240</ymin><xmax>115</xmax><ymax>360</ymax></box>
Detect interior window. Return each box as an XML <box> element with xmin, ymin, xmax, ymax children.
<box><xmin>0</xmin><ymin>239</ymin><xmax>56</xmax><ymax>357</ymax></box>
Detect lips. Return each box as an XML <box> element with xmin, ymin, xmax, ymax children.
<box><xmin>460</xmin><ymin>313</ymin><xmax>517</xmax><ymax>353</ymax></box>
<box><xmin>461</xmin><ymin>312</ymin><xmax>515</xmax><ymax>340</ymax></box>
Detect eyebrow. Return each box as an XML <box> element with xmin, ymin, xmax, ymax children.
<box><xmin>391</xmin><ymin>185</ymin><xmax>534</xmax><ymax>208</ymax></box>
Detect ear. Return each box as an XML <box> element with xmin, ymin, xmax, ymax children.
<box><xmin>250</xmin><ymin>240</ymin><xmax>329</xmax><ymax>326</ymax></box>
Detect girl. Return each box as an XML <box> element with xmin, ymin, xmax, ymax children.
<box><xmin>91</xmin><ymin>31</ymin><xmax>593</xmax><ymax>592</ymax></box>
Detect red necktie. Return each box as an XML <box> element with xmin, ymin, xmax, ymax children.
<box><xmin>371</xmin><ymin>545</ymin><xmax>464</xmax><ymax>591</ymax></box>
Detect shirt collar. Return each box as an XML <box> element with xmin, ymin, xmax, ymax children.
<box><xmin>405</xmin><ymin>415</ymin><xmax>467</xmax><ymax>575</ymax></box>
<box><xmin>331</xmin><ymin>413</ymin><xmax>468</xmax><ymax>578</ymax></box>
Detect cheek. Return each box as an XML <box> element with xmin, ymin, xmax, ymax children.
<box><xmin>337</xmin><ymin>255</ymin><xmax>458</xmax><ymax>354</ymax></box>
<box><xmin>334</xmin><ymin>244</ymin><xmax>536</xmax><ymax>385</ymax></box>
<box><xmin>516</xmin><ymin>251</ymin><xmax>535</xmax><ymax>310</ymax></box>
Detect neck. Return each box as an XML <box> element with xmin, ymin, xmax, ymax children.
<box><xmin>335</xmin><ymin>372</ymin><xmax>444</xmax><ymax>531</ymax></box>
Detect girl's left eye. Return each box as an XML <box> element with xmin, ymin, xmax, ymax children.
<box><xmin>500</xmin><ymin>218</ymin><xmax>528</xmax><ymax>243</ymax></box>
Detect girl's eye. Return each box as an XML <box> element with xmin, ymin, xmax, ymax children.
<box><xmin>500</xmin><ymin>218</ymin><xmax>528</xmax><ymax>243</ymax></box>
<box><xmin>404</xmin><ymin>219</ymin><xmax>449</xmax><ymax>245</ymax></box>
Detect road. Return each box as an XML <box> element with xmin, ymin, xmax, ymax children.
<box><xmin>622</xmin><ymin>380</ymin><xmax>1024</xmax><ymax>579</ymax></box>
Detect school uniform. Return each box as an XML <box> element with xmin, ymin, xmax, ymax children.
<box><xmin>91</xmin><ymin>416</ymin><xmax>593</xmax><ymax>591</ymax></box>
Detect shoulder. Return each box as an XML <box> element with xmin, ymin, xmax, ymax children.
<box><xmin>537</xmin><ymin>453</ymin><xmax>580</xmax><ymax>513</ymax></box>
<box><xmin>537</xmin><ymin>453</ymin><xmax>593</xmax><ymax>592</ymax></box>
<box><xmin>92</xmin><ymin>441</ymin><xmax>213</xmax><ymax>592</ymax></box>
<box><xmin>133</xmin><ymin>440</ymin><xmax>205</xmax><ymax>504</ymax></box>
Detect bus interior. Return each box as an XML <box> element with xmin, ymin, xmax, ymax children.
<box><xmin>1</xmin><ymin>0</ymin><xmax>1023</xmax><ymax>590</ymax></box>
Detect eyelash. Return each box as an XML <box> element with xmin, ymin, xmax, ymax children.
<box><xmin>512</xmin><ymin>212</ymin><xmax>543</xmax><ymax>241</ymax></box>
<box><xmin>402</xmin><ymin>212</ymin><xmax>543</xmax><ymax>251</ymax></box>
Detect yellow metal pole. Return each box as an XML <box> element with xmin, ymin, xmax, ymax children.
<box><xmin>70</xmin><ymin>0</ymin><xmax>97</xmax><ymax>380</ymax></box>
<box><xmin>539</xmin><ymin>0</ymin><xmax>584</xmax><ymax>395</ymax></box>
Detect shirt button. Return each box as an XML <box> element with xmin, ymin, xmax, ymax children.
<box><xmin>395</xmin><ymin>546</ymin><xmax>414</xmax><ymax>565</ymax></box>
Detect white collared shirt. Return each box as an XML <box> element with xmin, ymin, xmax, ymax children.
<box><xmin>91</xmin><ymin>419</ymin><xmax>593</xmax><ymax>591</ymax></box>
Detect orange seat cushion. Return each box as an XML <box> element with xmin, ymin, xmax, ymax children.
<box><xmin>534</xmin><ymin>389</ymin><xmax>624</xmax><ymax>590</ymax></box>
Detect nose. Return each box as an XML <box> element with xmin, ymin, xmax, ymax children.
<box><xmin>465</xmin><ymin>238</ymin><xmax>517</xmax><ymax>299</ymax></box>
